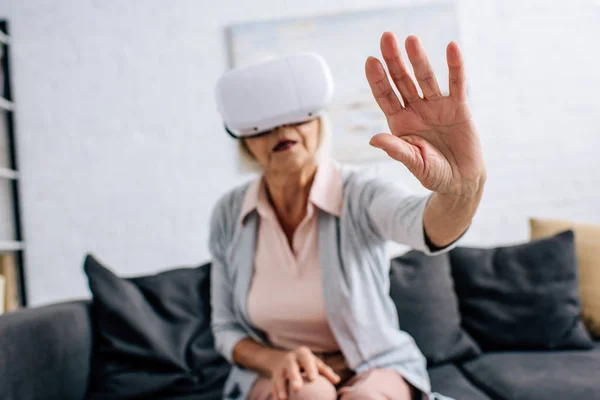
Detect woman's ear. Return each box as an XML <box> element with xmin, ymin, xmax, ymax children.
<box><xmin>238</xmin><ymin>137</ymin><xmax>263</xmax><ymax>173</ymax></box>
<box><xmin>240</xmin><ymin>138</ymin><xmax>252</xmax><ymax>156</ymax></box>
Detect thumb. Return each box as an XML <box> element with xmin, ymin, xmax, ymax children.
<box><xmin>370</xmin><ymin>133</ymin><xmax>420</xmax><ymax>172</ymax></box>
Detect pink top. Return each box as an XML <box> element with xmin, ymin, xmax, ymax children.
<box><xmin>242</xmin><ymin>159</ymin><xmax>343</xmax><ymax>353</ymax></box>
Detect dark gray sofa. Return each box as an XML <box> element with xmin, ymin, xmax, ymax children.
<box><xmin>2</xmin><ymin>300</ymin><xmax>600</xmax><ymax>399</ymax></box>
<box><xmin>2</xmin><ymin>231</ymin><xmax>600</xmax><ymax>400</ymax></box>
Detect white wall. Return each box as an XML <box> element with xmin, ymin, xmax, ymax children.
<box><xmin>0</xmin><ymin>0</ymin><xmax>598</xmax><ymax>306</ymax></box>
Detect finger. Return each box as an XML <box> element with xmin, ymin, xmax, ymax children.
<box><xmin>272</xmin><ymin>372</ymin><xmax>288</xmax><ymax>400</ymax></box>
<box><xmin>296</xmin><ymin>348</ymin><xmax>319</xmax><ymax>381</ymax></box>
<box><xmin>446</xmin><ymin>41</ymin><xmax>467</xmax><ymax>101</ymax></box>
<box><xmin>405</xmin><ymin>35</ymin><xmax>442</xmax><ymax>100</ymax></box>
<box><xmin>286</xmin><ymin>358</ymin><xmax>304</xmax><ymax>392</ymax></box>
<box><xmin>365</xmin><ymin>56</ymin><xmax>403</xmax><ymax>116</ymax></box>
<box><xmin>380</xmin><ymin>31</ymin><xmax>420</xmax><ymax>106</ymax></box>
<box><xmin>316</xmin><ymin>358</ymin><xmax>341</xmax><ymax>385</ymax></box>
<box><xmin>369</xmin><ymin>133</ymin><xmax>421</xmax><ymax>173</ymax></box>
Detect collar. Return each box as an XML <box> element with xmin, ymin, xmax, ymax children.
<box><xmin>239</xmin><ymin>158</ymin><xmax>343</xmax><ymax>224</ymax></box>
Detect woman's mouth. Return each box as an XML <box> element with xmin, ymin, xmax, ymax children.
<box><xmin>272</xmin><ymin>140</ymin><xmax>297</xmax><ymax>152</ymax></box>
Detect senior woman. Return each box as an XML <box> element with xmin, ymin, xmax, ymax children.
<box><xmin>210</xmin><ymin>32</ymin><xmax>486</xmax><ymax>400</ymax></box>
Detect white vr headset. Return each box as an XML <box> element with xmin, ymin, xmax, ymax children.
<box><xmin>215</xmin><ymin>53</ymin><xmax>334</xmax><ymax>138</ymax></box>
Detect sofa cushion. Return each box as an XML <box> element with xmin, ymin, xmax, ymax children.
<box><xmin>530</xmin><ymin>217</ymin><xmax>600</xmax><ymax>338</ymax></box>
<box><xmin>389</xmin><ymin>251</ymin><xmax>480</xmax><ymax>366</ymax></box>
<box><xmin>428</xmin><ymin>364</ymin><xmax>492</xmax><ymax>400</ymax></box>
<box><xmin>84</xmin><ymin>255</ymin><xmax>230</xmax><ymax>400</ymax></box>
<box><xmin>450</xmin><ymin>230</ymin><xmax>593</xmax><ymax>351</ymax></box>
<box><xmin>460</xmin><ymin>348</ymin><xmax>600</xmax><ymax>400</ymax></box>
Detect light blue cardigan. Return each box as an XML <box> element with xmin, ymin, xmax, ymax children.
<box><xmin>208</xmin><ymin>165</ymin><xmax>456</xmax><ymax>400</ymax></box>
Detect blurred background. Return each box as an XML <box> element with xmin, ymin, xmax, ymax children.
<box><xmin>0</xmin><ymin>0</ymin><xmax>598</xmax><ymax>308</ymax></box>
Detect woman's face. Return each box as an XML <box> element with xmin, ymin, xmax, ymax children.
<box><xmin>243</xmin><ymin>118</ymin><xmax>320</xmax><ymax>174</ymax></box>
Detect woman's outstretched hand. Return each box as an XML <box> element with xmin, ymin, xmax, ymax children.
<box><xmin>366</xmin><ymin>32</ymin><xmax>486</xmax><ymax>197</ymax></box>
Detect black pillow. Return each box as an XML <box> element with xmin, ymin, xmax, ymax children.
<box><xmin>389</xmin><ymin>250</ymin><xmax>481</xmax><ymax>366</ymax></box>
<box><xmin>84</xmin><ymin>255</ymin><xmax>230</xmax><ymax>400</ymax></box>
<box><xmin>450</xmin><ymin>230</ymin><xmax>593</xmax><ymax>351</ymax></box>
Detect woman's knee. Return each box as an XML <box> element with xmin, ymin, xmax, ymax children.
<box><xmin>339</xmin><ymin>389</ymin><xmax>385</xmax><ymax>400</ymax></box>
<box><xmin>338</xmin><ymin>368</ymin><xmax>414</xmax><ymax>400</ymax></box>
<box><xmin>288</xmin><ymin>375</ymin><xmax>337</xmax><ymax>400</ymax></box>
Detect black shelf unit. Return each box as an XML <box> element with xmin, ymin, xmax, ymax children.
<box><xmin>0</xmin><ymin>20</ymin><xmax>27</xmax><ymax>307</ymax></box>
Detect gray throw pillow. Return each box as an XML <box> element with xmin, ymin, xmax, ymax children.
<box><xmin>450</xmin><ymin>230</ymin><xmax>593</xmax><ymax>351</ymax></box>
<box><xmin>84</xmin><ymin>255</ymin><xmax>230</xmax><ymax>400</ymax></box>
<box><xmin>389</xmin><ymin>250</ymin><xmax>481</xmax><ymax>366</ymax></box>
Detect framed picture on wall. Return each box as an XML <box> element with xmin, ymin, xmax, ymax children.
<box><xmin>227</xmin><ymin>1</ymin><xmax>461</xmax><ymax>164</ymax></box>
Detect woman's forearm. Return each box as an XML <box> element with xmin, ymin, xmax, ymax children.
<box><xmin>423</xmin><ymin>176</ymin><xmax>485</xmax><ymax>248</ymax></box>
<box><xmin>232</xmin><ymin>337</ymin><xmax>286</xmax><ymax>377</ymax></box>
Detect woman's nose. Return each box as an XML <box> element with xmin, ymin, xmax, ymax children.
<box><xmin>275</xmin><ymin>124</ymin><xmax>296</xmax><ymax>135</ymax></box>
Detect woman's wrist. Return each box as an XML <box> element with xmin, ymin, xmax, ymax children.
<box><xmin>423</xmin><ymin>177</ymin><xmax>484</xmax><ymax>249</ymax></box>
<box><xmin>257</xmin><ymin>347</ymin><xmax>288</xmax><ymax>377</ymax></box>
<box><xmin>232</xmin><ymin>338</ymin><xmax>287</xmax><ymax>377</ymax></box>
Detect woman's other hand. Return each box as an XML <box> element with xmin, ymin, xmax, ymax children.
<box><xmin>269</xmin><ymin>346</ymin><xmax>340</xmax><ymax>399</ymax></box>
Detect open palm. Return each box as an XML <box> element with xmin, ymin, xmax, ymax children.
<box><xmin>366</xmin><ymin>32</ymin><xmax>486</xmax><ymax>197</ymax></box>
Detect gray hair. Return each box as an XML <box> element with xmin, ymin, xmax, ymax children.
<box><xmin>237</xmin><ymin>113</ymin><xmax>333</xmax><ymax>173</ymax></box>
